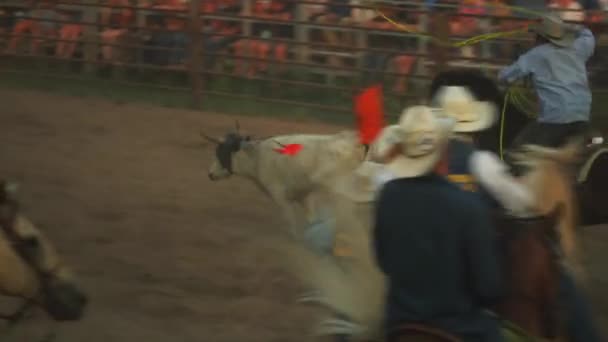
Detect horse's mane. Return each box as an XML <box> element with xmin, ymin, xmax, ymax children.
<box><xmin>509</xmin><ymin>139</ymin><xmax>585</xmax><ymax>282</ymax></box>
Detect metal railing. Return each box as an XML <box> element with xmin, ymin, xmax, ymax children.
<box><xmin>0</xmin><ymin>0</ymin><xmax>606</xmax><ymax>117</ymax></box>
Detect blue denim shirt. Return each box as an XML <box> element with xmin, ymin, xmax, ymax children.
<box><xmin>498</xmin><ymin>27</ymin><xmax>595</xmax><ymax>124</ymax></box>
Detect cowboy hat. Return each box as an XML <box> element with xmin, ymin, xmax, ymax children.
<box><xmin>386</xmin><ymin>105</ymin><xmax>455</xmax><ymax>178</ymax></box>
<box><xmin>367</xmin><ymin>124</ymin><xmax>402</xmax><ymax>163</ymax></box>
<box><xmin>529</xmin><ymin>13</ymin><xmax>576</xmax><ymax>48</ymax></box>
<box><xmin>432</xmin><ymin>86</ymin><xmax>498</xmax><ymax>133</ymax></box>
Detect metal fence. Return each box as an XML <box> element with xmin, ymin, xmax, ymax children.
<box><xmin>0</xmin><ymin>0</ymin><xmax>607</xmax><ymax>117</ymax></box>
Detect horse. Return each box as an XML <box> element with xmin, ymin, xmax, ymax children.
<box><xmin>286</xmin><ymin>141</ymin><xmax>580</xmax><ymax>342</ymax></box>
<box><xmin>429</xmin><ymin>69</ymin><xmax>608</xmax><ymax>226</ymax></box>
<box><xmin>0</xmin><ymin>180</ymin><xmax>87</xmax><ymax>323</ymax></box>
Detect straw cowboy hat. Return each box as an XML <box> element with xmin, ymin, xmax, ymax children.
<box><xmin>432</xmin><ymin>86</ymin><xmax>498</xmax><ymax>133</ymax></box>
<box><xmin>386</xmin><ymin>105</ymin><xmax>455</xmax><ymax>178</ymax></box>
<box><xmin>367</xmin><ymin>124</ymin><xmax>402</xmax><ymax>163</ymax></box>
<box><xmin>530</xmin><ymin>13</ymin><xmax>577</xmax><ymax>48</ymax></box>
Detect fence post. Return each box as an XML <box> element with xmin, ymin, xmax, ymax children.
<box><xmin>431</xmin><ymin>9</ymin><xmax>449</xmax><ymax>77</ymax></box>
<box><xmin>294</xmin><ymin>0</ymin><xmax>308</xmax><ymax>63</ymax></box>
<box><xmin>82</xmin><ymin>0</ymin><xmax>99</xmax><ymax>74</ymax></box>
<box><xmin>189</xmin><ymin>0</ymin><xmax>203</xmax><ymax>110</ymax></box>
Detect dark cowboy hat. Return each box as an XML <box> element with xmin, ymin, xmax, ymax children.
<box><xmin>529</xmin><ymin>13</ymin><xmax>577</xmax><ymax>48</ymax></box>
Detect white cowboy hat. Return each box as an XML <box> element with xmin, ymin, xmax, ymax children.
<box><xmin>367</xmin><ymin>124</ymin><xmax>402</xmax><ymax>163</ymax></box>
<box><xmin>431</xmin><ymin>86</ymin><xmax>498</xmax><ymax>133</ymax></box>
<box><xmin>386</xmin><ymin>105</ymin><xmax>455</xmax><ymax>178</ymax></box>
<box><xmin>530</xmin><ymin>13</ymin><xmax>576</xmax><ymax>48</ymax></box>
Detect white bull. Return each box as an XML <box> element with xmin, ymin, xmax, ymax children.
<box><xmin>204</xmin><ymin>128</ymin><xmax>368</xmax><ymax>240</ymax></box>
<box><xmin>286</xmin><ymin>142</ymin><xmax>581</xmax><ymax>341</ymax></box>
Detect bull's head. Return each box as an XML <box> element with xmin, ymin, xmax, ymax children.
<box><xmin>202</xmin><ymin>121</ymin><xmax>253</xmax><ymax>181</ymax></box>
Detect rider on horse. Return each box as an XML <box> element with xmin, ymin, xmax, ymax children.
<box><xmin>431</xmin><ymin>86</ymin><xmax>602</xmax><ymax>342</ymax></box>
<box><xmin>431</xmin><ymin>85</ymin><xmax>536</xmax><ymax>216</ymax></box>
<box><xmin>372</xmin><ymin>105</ymin><xmax>505</xmax><ymax>341</ymax></box>
<box><xmin>498</xmin><ymin>13</ymin><xmax>595</xmax><ymax>149</ymax></box>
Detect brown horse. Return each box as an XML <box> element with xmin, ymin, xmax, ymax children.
<box><xmin>0</xmin><ymin>180</ymin><xmax>87</xmax><ymax>323</ymax></box>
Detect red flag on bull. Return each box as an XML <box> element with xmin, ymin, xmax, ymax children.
<box><xmin>354</xmin><ymin>85</ymin><xmax>385</xmax><ymax>145</ymax></box>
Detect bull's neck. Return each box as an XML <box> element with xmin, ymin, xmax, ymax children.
<box><xmin>232</xmin><ymin>149</ymin><xmax>259</xmax><ymax>180</ymax></box>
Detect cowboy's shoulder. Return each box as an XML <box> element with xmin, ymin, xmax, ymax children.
<box><xmin>525</xmin><ymin>44</ymin><xmax>552</xmax><ymax>58</ymax></box>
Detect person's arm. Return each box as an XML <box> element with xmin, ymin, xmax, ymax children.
<box><xmin>372</xmin><ymin>184</ymin><xmax>391</xmax><ymax>274</ymax></box>
<box><xmin>497</xmin><ymin>52</ymin><xmax>532</xmax><ymax>85</ymax></box>
<box><xmin>464</xmin><ymin>198</ymin><xmax>503</xmax><ymax>304</ymax></box>
<box><xmin>469</xmin><ymin>151</ymin><xmax>536</xmax><ymax>216</ymax></box>
<box><xmin>571</xmin><ymin>25</ymin><xmax>596</xmax><ymax>61</ymax></box>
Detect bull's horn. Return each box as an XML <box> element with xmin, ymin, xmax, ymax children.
<box><xmin>274</xmin><ymin>140</ymin><xmax>287</xmax><ymax>148</ymax></box>
<box><xmin>200</xmin><ymin>131</ymin><xmax>221</xmax><ymax>144</ymax></box>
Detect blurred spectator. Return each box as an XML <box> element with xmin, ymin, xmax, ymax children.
<box><xmin>510</xmin><ymin>0</ymin><xmax>546</xmax><ymax>17</ymax></box>
<box><xmin>350</xmin><ymin>0</ymin><xmax>376</xmax><ymax>23</ymax></box>
<box><xmin>549</xmin><ymin>0</ymin><xmax>585</xmax><ymax>22</ymax></box>
<box><xmin>601</xmin><ymin>0</ymin><xmax>608</xmax><ymax>10</ymax></box>
<box><xmin>578</xmin><ymin>0</ymin><xmax>601</xmax><ymax>11</ymax></box>
<box><xmin>201</xmin><ymin>0</ymin><xmax>241</xmax><ymax>70</ymax></box>
<box><xmin>148</xmin><ymin>0</ymin><xmax>188</xmax><ymax>68</ymax></box>
<box><xmin>486</xmin><ymin>0</ymin><xmax>516</xmax><ymax>59</ymax></box>
<box><xmin>0</xmin><ymin>8</ymin><xmax>8</xmax><ymax>42</ymax></box>
<box><xmin>99</xmin><ymin>0</ymin><xmax>134</xmax><ymax>64</ymax></box>
<box><xmin>55</xmin><ymin>3</ymin><xmax>84</xmax><ymax>59</ymax></box>
<box><xmin>234</xmin><ymin>0</ymin><xmax>293</xmax><ymax>77</ymax></box>
<box><xmin>450</xmin><ymin>0</ymin><xmax>485</xmax><ymax>58</ymax></box>
<box><xmin>308</xmin><ymin>0</ymin><xmax>353</xmax><ymax>67</ymax></box>
<box><xmin>360</xmin><ymin>3</ymin><xmax>418</xmax><ymax>93</ymax></box>
<box><xmin>6</xmin><ymin>0</ymin><xmax>60</xmax><ymax>55</ymax></box>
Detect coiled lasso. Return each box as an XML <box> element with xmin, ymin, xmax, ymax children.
<box><xmin>370</xmin><ymin>1</ymin><xmax>544</xmax><ymax>159</ymax></box>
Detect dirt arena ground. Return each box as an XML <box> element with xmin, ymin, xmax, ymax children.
<box><xmin>0</xmin><ymin>88</ymin><xmax>607</xmax><ymax>342</ymax></box>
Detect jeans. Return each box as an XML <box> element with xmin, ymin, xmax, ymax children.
<box><xmin>143</xmin><ymin>32</ymin><xmax>239</xmax><ymax>68</ymax></box>
<box><xmin>559</xmin><ymin>270</ymin><xmax>603</xmax><ymax>342</ymax></box>
<box><xmin>361</xmin><ymin>52</ymin><xmax>391</xmax><ymax>86</ymax></box>
<box><xmin>150</xmin><ymin>31</ymin><xmax>188</xmax><ymax>65</ymax></box>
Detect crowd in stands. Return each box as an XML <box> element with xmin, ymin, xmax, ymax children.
<box><xmin>0</xmin><ymin>0</ymin><xmax>606</xmax><ymax>92</ymax></box>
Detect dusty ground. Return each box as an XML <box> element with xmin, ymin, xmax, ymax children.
<box><xmin>0</xmin><ymin>89</ymin><xmax>606</xmax><ymax>342</ymax></box>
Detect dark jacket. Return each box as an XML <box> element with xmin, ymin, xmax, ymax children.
<box><xmin>446</xmin><ymin>138</ymin><xmax>500</xmax><ymax>210</ymax></box>
<box><xmin>373</xmin><ymin>174</ymin><xmax>503</xmax><ymax>341</ymax></box>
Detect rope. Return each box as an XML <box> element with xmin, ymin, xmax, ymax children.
<box><xmin>373</xmin><ymin>2</ymin><xmax>545</xmax><ymax>161</ymax></box>
<box><xmin>500</xmin><ymin>90</ymin><xmax>509</xmax><ymax>160</ymax></box>
<box><xmin>374</xmin><ymin>8</ymin><xmax>528</xmax><ymax>47</ymax></box>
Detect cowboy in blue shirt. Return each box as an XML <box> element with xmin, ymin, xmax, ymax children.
<box><xmin>498</xmin><ymin>14</ymin><xmax>595</xmax><ymax>149</ymax></box>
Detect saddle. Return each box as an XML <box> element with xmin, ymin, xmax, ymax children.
<box><xmin>388</xmin><ymin>324</ymin><xmax>462</xmax><ymax>342</ymax></box>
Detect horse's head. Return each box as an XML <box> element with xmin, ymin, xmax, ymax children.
<box><xmin>202</xmin><ymin>121</ymin><xmax>253</xmax><ymax>181</ymax></box>
<box><xmin>0</xmin><ymin>181</ymin><xmax>88</xmax><ymax>321</ymax></box>
<box><xmin>429</xmin><ymin>69</ymin><xmax>531</xmax><ymax>153</ymax></box>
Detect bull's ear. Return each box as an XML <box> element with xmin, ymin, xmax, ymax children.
<box><xmin>240</xmin><ymin>140</ymin><xmax>255</xmax><ymax>153</ymax></box>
